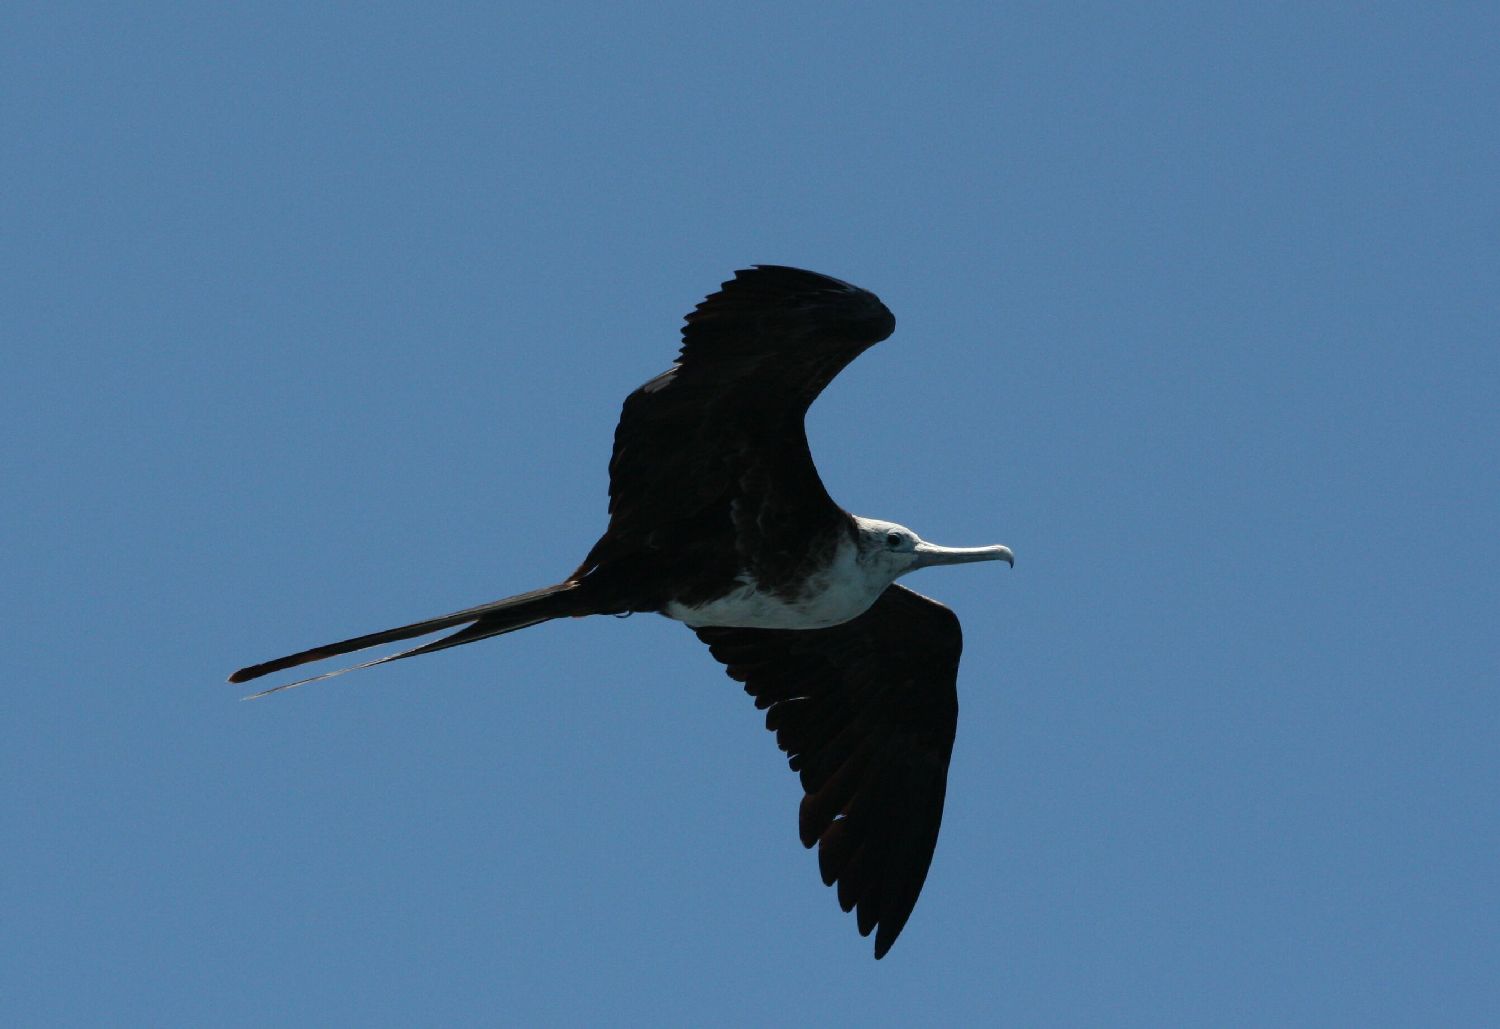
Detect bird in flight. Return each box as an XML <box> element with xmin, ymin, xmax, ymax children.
<box><xmin>231</xmin><ymin>265</ymin><xmax>1014</xmax><ymax>958</ymax></box>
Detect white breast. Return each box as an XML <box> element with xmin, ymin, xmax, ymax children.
<box><xmin>663</xmin><ymin>535</ymin><xmax>886</xmax><ymax>630</ymax></box>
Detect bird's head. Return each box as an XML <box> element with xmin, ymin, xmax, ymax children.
<box><xmin>852</xmin><ymin>516</ymin><xmax>1014</xmax><ymax>584</ymax></box>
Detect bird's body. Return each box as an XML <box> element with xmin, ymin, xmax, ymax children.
<box><xmin>664</xmin><ymin>548</ymin><xmax>876</xmax><ymax>629</ymax></box>
<box><xmin>231</xmin><ymin>265</ymin><xmax>1013</xmax><ymax>959</ymax></box>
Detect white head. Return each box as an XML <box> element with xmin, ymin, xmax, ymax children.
<box><xmin>852</xmin><ymin>515</ymin><xmax>1014</xmax><ymax>585</ymax></box>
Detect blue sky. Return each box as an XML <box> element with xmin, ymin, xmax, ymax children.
<box><xmin>5</xmin><ymin>3</ymin><xmax>1497</xmax><ymax>1024</ymax></box>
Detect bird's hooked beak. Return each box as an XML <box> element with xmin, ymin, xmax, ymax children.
<box><xmin>912</xmin><ymin>541</ymin><xmax>1015</xmax><ymax>569</ymax></box>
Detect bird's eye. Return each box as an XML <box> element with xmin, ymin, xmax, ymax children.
<box><xmin>887</xmin><ymin>532</ymin><xmax>904</xmax><ymax>549</ymax></box>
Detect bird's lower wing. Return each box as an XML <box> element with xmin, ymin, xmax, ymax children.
<box><xmin>694</xmin><ymin>584</ymin><xmax>964</xmax><ymax>959</ymax></box>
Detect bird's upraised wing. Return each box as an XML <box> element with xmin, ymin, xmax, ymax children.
<box><xmin>576</xmin><ymin>266</ymin><xmax>894</xmax><ymax>579</ymax></box>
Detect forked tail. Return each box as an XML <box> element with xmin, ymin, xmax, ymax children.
<box><xmin>228</xmin><ymin>581</ymin><xmax>583</xmax><ymax>698</ymax></box>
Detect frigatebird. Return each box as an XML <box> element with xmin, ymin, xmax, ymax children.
<box><xmin>230</xmin><ymin>265</ymin><xmax>1013</xmax><ymax>959</ymax></box>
